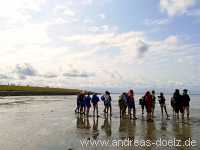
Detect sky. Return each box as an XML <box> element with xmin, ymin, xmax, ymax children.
<box><xmin>0</xmin><ymin>0</ymin><xmax>200</xmax><ymax>93</ymax></box>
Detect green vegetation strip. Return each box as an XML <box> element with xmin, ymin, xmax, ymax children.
<box><xmin>0</xmin><ymin>85</ymin><xmax>81</xmax><ymax>96</ymax></box>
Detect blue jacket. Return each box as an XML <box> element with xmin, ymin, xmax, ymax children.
<box><xmin>85</xmin><ymin>95</ymin><xmax>91</xmax><ymax>107</ymax></box>
<box><xmin>92</xmin><ymin>95</ymin><xmax>99</xmax><ymax>104</ymax></box>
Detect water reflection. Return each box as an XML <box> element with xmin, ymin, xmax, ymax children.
<box><xmin>119</xmin><ymin>118</ymin><xmax>136</xmax><ymax>140</ymax></box>
<box><xmin>101</xmin><ymin>115</ymin><xmax>112</xmax><ymax>137</ymax></box>
<box><xmin>160</xmin><ymin>118</ymin><xmax>168</xmax><ymax>131</ymax></box>
<box><xmin>172</xmin><ymin>119</ymin><xmax>192</xmax><ymax>149</ymax></box>
<box><xmin>92</xmin><ymin>117</ymin><xmax>99</xmax><ymax>139</ymax></box>
<box><xmin>76</xmin><ymin>114</ymin><xmax>91</xmax><ymax>130</ymax></box>
<box><xmin>127</xmin><ymin>119</ymin><xmax>136</xmax><ymax>140</ymax></box>
<box><xmin>119</xmin><ymin>118</ymin><xmax>128</xmax><ymax>139</ymax></box>
<box><xmin>145</xmin><ymin>121</ymin><xmax>156</xmax><ymax>142</ymax></box>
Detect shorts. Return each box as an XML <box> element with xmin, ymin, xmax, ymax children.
<box><xmin>80</xmin><ymin>103</ymin><xmax>85</xmax><ymax>107</ymax></box>
<box><xmin>175</xmin><ymin>105</ymin><xmax>184</xmax><ymax>113</ymax></box>
<box><xmin>160</xmin><ymin>103</ymin><xmax>166</xmax><ymax>107</ymax></box>
<box><xmin>146</xmin><ymin>106</ymin><xmax>152</xmax><ymax>113</ymax></box>
<box><xmin>86</xmin><ymin>104</ymin><xmax>91</xmax><ymax>108</ymax></box>
<box><xmin>105</xmin><ymin>103</ymin><xmax>111</xmax><ymax>108</ymax></box>
<box><xmin>128</xmin><ymin>104</ymin><xmax>135</xmax><ymax>110</ymax></box>
<box><xmin>92</xmin><ymin>103</ymin><xmax>98</xmax><ymax>107</ymax></box>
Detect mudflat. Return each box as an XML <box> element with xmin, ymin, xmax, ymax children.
<box><xmin>0</xmin><ymin>95</ymin><xmax>199</xmax><ymax>150</ymax></box>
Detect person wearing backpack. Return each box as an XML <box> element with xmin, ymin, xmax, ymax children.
<box><xmin>119</xmin><ymin>92</ymin><xmax>128</xmax><ymax>117</ymax></box>
<box><xmin>104</xmin><ymin>91</ymin><xmax>112</xmax><ymax>116</ymax></box>
<box><xmin>139</xmin><ymin>96</ymin><xmax>145</xmax><ymax>116</ymax></box>
<box><xmin>158</xmin><ymin>92</ymin><xmax>169</xmax><ymax>119</ymax></box>
<box><xmin>85</xmin><ymin>92</ymin><xmax>92</xmax><ymax>116</ymax></box>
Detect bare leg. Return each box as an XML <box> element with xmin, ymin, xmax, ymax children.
<box><xmin>93</xmin><ymin>105</ymin><xmax>96</xmax><ymax>116</ymax></box>
<box><xmin>110</xmin><ymin>106</ymin><xmax>112</xmax><ymax>116</ymax></box>
<box><xmin>84</xmin><ymin>106</ymin><xmax>86</xmax><ymax>115</ymax></box>
<box><xmin>161</xmin><ymin>106</ymin><xmax>164</xmax><ymax>117</ymax></box>
<box><xmin>187</xmin><ymin>106</ymin><xmax>190</xmax><ymax>119</ymax></box>
<box><xmin>87</xmin><ymin>107</ymin><xmax>90</xmax><ymax>116</ymax></box>
<box><xmin>142</xmin><ymin>106</ymin><xmax>144</xmax><ymax>115</ymax></box>
<box><xmin>164</xmin><ymin>106</ymin><xmax>169</xmax><ymax>118</ymax></box>
<box><xmin>96</xmin><ymin>105</ymin><xmax>98</xmax><ymax>116</ymax></box>
<box><xmin>129</xmin><ymin>108</ymin><xmax>131</xmax><ymax>119</ymax></box>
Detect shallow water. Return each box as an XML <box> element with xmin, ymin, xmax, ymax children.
<box><xmin>0</xmin><ymin>94</ymin><xmax>199</xmax><ymax>150</ymax></box>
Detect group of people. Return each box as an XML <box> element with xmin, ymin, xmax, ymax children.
<box><xmin>74</xmin><ymin>89</ymin><xmax>191</xmax><ymax>121</ymax></box>
<box><xmin>75</xmin><ymin>91</ymin><xmax>112</xmax><ymax>117</ymax></box>
<box><xmin>171</xmin><ymin>89</ymin><xmax>190</xmax><ymax>119</ymax></box>
<box><xmin>118</xmin><ymin>90</ymin><xmax>169</xmax><ymax>121</ymax></box>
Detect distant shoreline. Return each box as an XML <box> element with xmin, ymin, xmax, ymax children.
<box><xmin>0</xmin><ymin>85</ymin><xmax>81</xmax><ymax>96</ymax></box>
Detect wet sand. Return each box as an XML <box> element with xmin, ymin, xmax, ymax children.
<box><xmin>0</xmin><ymin>95</ymin><xmax>199</xmax><ymax>150</ymax></box>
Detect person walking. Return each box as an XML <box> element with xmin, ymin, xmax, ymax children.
<box><xmin>151</xmin><ymin>90</ymin><xmax>156</xmax><ymax>117</ymax></box>
<box><xmin>104</xmin><ymin>91</ymin><xmax>112</xmax><ymax>116</ymax></box>
<box><xmin>139</xmin><ymin>96</ymin><xmax>145</xmax><ymax>116</ymax></box>
<box><xmin>182</xmin><ymin>89</ymin><xmax>190</xmax><ymax>119</ymax></box>
<box><xmin>158</xmin><ymin>92</ymin><xmax>169</xmax><ymax>119</ymax></box>
<box><xmin>85</xmin><ymin>93</ymin><xmax>92</xmax><ymax>116</ymax></box>
<box><xmin>145</xmin><ymin>91</ymin><xmax>153</xmax><ymax>121</ymax></box>
<box><xmin>127</xmin><ymin>90</ymin><xmax>137</xmax><ymax>119</ymax></box>
<box><xmin>173</xmin><ymin>89</ymin><xmax>183</xmax><ymax>119</ymax></box>
<box><xmin>91</xmin><ymin>93</ymin><xmax>100</xmax><ymax>117</ymax></box>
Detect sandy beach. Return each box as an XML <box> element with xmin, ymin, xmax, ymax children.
<box><xmin>0</xmin><ymin>95</ymin><xmax>199</xmax><ymax>150</ymax></box>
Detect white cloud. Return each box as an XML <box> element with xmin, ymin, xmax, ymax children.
<box><xmin>63</xmin><ymin>31</ymin><xmax>146</xmax><ymax>57</ymax></box>
<box><xmin>164</xmin><ymin>35</ymin><xmax>179</xmax><ymax>45</ymax></box>
<box><xmin>0</xmin><ymin>0</ymin><xmax>46</xmax><ymax>25</ymax></box>
<box><xmin>99</xmin><ymin>13</ymin><xmax>106</xmax><ymax>19</ymax></box>
<box><xmin>144</xmin><ymin>18</ymin><xmax>170</xmax><ymax>26</ymax></box>
<box><xmin>160</xmin><ymin>0</ymin><xmax>195</xmax><ymax>16</ymax></box>
<box><xmin>53</xmin><ymin>5</ymin><xmax>76</xmax><ymax>17</ymax></box>
<box><xmin>0</xmin><ymin>0</ymin><xmax>199</xmax><ymax>90</ymax></box>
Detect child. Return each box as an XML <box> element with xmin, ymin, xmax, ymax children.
<box><xmin>85</xmin><ymin>93</ymin><xmax>91</xmax><ymax>116</ymax></box>
<box><xmin>139</xmin><ymin>96</ymin><xmax>145</xmax><ymax>116</ymax></box>
<box><xmin>91</xmin><ymin>93</ymin><xmax>100</xmax><ymax>117</ymax></box>
<box><xmin>80</xmin><ymin>93</ymin><xmax>86</xmax><ymax>114</ymax></box>
<box><xmin>75</xmin><ymin>93</ymin><xmax>81</xmax><ymax>113</ymax></box>
<box><xmin>158</xmin><ymin>93</ymin><xmax>169</xmax><ymax>118</ymax></box>
<box><xmin>151</xmin><ymin>90</ymin><xmax>156</xmax><ymax>117</ymax></box>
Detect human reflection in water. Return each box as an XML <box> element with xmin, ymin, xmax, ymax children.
<box><xmin>101</xmin><ymin>115</ymin><xmax>112</xmax><ymax>137</ymax></box>
<box><xmin>173</xmin><ymin>119</ymin><xmax>192</xmax><ymax>148</ymax></box>
<box><xmin>76</xmin><ymin>114</ymin><xmax>91</xmax><ymax>130</ymax></box>
<box><xmin>127</xmin><ymin>119</ymin><xmax>136</xmax><ymax>140</ymax></box>
<box><xmin>145</xmin><ymin>120</ymin><xmax>156</xmax><ymax>148</ymax></box>
<box><xmin>119</xmin><ymin>118</ymin><xmax>128</xmax><ymax>140</ymax></box>
<box><xmin>160</xmin><ymin>118</ymin><xmax>168</xmax><ymax>131</ymax></box>
<box><xmin>92</xmin><ymin>116</ymin><xmax>99</xmax><ymax>139</ymax></box>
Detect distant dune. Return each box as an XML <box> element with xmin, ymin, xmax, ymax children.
<box><xmin>0</xmin><ymin>85</ymin><xmax>81</xmax><ymax>96</ymax></box>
